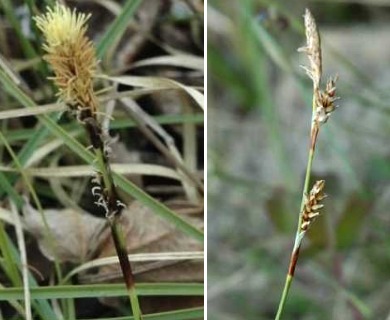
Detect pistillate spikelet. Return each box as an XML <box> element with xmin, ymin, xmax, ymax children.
<box><xmin>315</xmin><ymin>77</ymin><xmax>339</xmax><ymax>124</ymax></box>
<box><xmin>301</xmin><ymin>180</ymin><xmax>326</xmax><ymax>231</ymax></box>
<box><xmin>34</xmin><ymin>4</ymin><xmax>98</xmax><ymax>116</ymax></box>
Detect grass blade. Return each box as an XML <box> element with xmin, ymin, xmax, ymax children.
<box><xmin>96</xmin><ymin>0</ymin><xmax>142</xmax><ymax>59</ymax></box>
<box><xmin>0</xmin><ymin>69</ymin><xmax>204</xmax><ymax>242</ymax></box>
<box><xmin>78</xmin><ymin>307</ymin><xmax>204</xmax><ymax>320</ymax></box>
<box><xmin>0</xmin><ymin>283</ymin><xmax>204</xmax><ymax>300</ymax></box>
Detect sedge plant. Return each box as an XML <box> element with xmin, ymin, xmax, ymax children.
<box><xmin>34</xmin><ymin>4</ymin><xmax>142</xmax><ymax>319</ymax></box>
<box><xmin>275</xmin><ymin>9</ymin><xmax>340</xmax><ymax>320</ymax></box>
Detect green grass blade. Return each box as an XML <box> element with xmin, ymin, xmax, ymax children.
<box><xmin>38</xmin><ymin>115</ymin><xmax>203</xmax><ymax>241</ymax></box>
<box><xmin>0</xmin><ymin>283</ymin><xmax>204</xmax><ymax>300</ymax></box>
<box><xmin>0</xmin><ymin>172</ymin><xmax>23</xmax><ymax>206</ymax></box>
<box><xmin>252</xmin><ymin>21</ymin><xmax>292</xmax><ymax>73</ymax></box>
<box><xmin>1</xmin><ymin>114</ymin><xmax>203</xmax><ymax>144</ymax></box>
<box><xmin>0</xmin><ymin>225</ymin><xmax>57</xmax><ymax>319</ymax></box>
<box><xmin>0</xmin><ymin>69</ymin><xmax>203</xmax><ymax>242</ymax></box>
<box><xmin>96</xmin><ymin>0</ymin><xmax>143</xmax><ymax>59</ymax></box>
<box><xmin>1</xmin><ymin>0</ymin><xmax>38</xmax><ymax>60</ymax></box>
<box><xmin>0</xmin><ymin>122</ymin><xmax>54</xmax><ymax>200</ymax></box>
<box><xmin>113</xmin><ymin>173</ymin><xmax>203</xmax><ymax>241</ymax></box>
<box><xmin>17</xmin><ymin>123</ymin><xmax>51</xmax><ymax>166</ymax></box>
<box><xmin>78</xmin><ymin>307</ymin><xmax>204</xmax><ymax>320</ymax></box>
<box><xmin>0</xmin><ymin>222</ymin><xmax>21</xmax><ymax>286</ymax></box>
<box><xmin>0</xmin><ymin>105</ymin><xmax>55</xmax><ymax>200</ymax></box>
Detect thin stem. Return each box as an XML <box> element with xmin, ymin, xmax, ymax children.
<box><xmin>275</xmin><ymin>275</ymin><xmax>293</xmax><ymax>320</ymax></box>
<box><xmin>274</xmin><ymin>95</ymin><xmax>319</xmax><ymax>320</ymax></box>
<box><xmin>94</xmin><ymin>148</ymin><xmax>113</xmax><ymax>193</ymax></box>
<box><xmin>109</xmin><ymin>220</ymin><xmax>142</xmax><ymax>320</ymax></box>
<box><xmin>81</xmin><ymin>114</ymin><xmax>142</xmax><ymax>317</ymax></box>
<box><xmin>86</xmin><ymin>123</ymin><xmax>142</xmax><ymax>320</ymax></box>
<box><xmin>129</xmin><ymin>286</ymin><xmax>142</xmax><ymax>318</ymax></box>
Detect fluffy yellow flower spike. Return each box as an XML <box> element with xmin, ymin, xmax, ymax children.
<box><xmin>35</xmin><ymin>4</ymin><xmax>91</xmax><ymax>49</ymax></box>
<box><xmin>34</xmin><ymin>3</ymin><xmax>98</xmax><ymax>116</ymax></box>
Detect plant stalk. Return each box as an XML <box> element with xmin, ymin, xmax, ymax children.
<box><xmin>275</xmin><ymin>95</ymin><xmax>319</xmax><ymax>320</ymax></box>
<box><xmin>83</xmin><ymin>115</ymin><xmax>142</xmax><ymax>320</ymax></box>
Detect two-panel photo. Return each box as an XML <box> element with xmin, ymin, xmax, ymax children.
<box><xmin>0</xmin><ymin>0</ymin><xmax>388</xmax><ymax>319</ymax></box>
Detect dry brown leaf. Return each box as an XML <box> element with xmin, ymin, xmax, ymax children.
<box><xmin>83</xmin><ymin>200</ymin><xmax>203</xmax><ymax>283</ymax></box>
<box><xmin>22</xmin><ymin>199</ymin><xmax>203</xmax><ymax>283</ymax></box>
<box><xmin>23</xmin><ymin>203</ymin><xmax>106</xmax><ymax>263</ymax></box>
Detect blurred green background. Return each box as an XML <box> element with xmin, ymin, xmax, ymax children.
<box><xmin>207</xmin><ymin>0</ymin><xmax>390</xmax><ymax>319</ymax></box>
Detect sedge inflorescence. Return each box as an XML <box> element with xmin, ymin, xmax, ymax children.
<box><xmin>298</xmin><ymin>8</ymin><xmax>339</xmax><ymax>125</ymax></box>
<box><xmin>298</xmin><ymin>8</ymin><xmax>322</xmax><ymax>90</ymax></box>
<box><xmin>301</xmin><ymin>180</ymin><xmax>327</xmax><ymax>232</ymax></box>
<box><xmin>34</xmin><ymin>3</ymin><xmax>98</xmax><ymax>115</ymax></box>
<box><xmin>315</xmin><ymin>77</ymin><xmax>339</xmax><ymax>124</ymax></box>
<box><xmin>35</xmin><ymin>4</ymin><xmax>118</xmax><ymax>217</ymax></box>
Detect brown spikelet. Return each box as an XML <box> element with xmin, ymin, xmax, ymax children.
<box><xmin>298</xmin><ymin>8</ymin><xmax>322</xmax><ymax>89</ymax></box>
<box><xmin>315</xmin><ymin>76</ymin><xmax>339</xmax><ymax>124</ymax></box>
<box><xmin>300</xmin><ymin>180</ymin><xmax>326</xmax><ymax>231</ymax></box>
<box><xmin>298</xmin><ymin>9</ymin><xmax>340</xmax><ymax>126</ymax></box>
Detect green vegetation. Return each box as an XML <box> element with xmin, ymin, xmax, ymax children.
<box><xmin>208</xmin><ymin>1</ymin><xmax>390</xmax><ymax>319</ymax></box>
<box><xmin>0</xmin><ymin>1</ymin><xmax>204</xmax><ymax>319</ymax></box>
